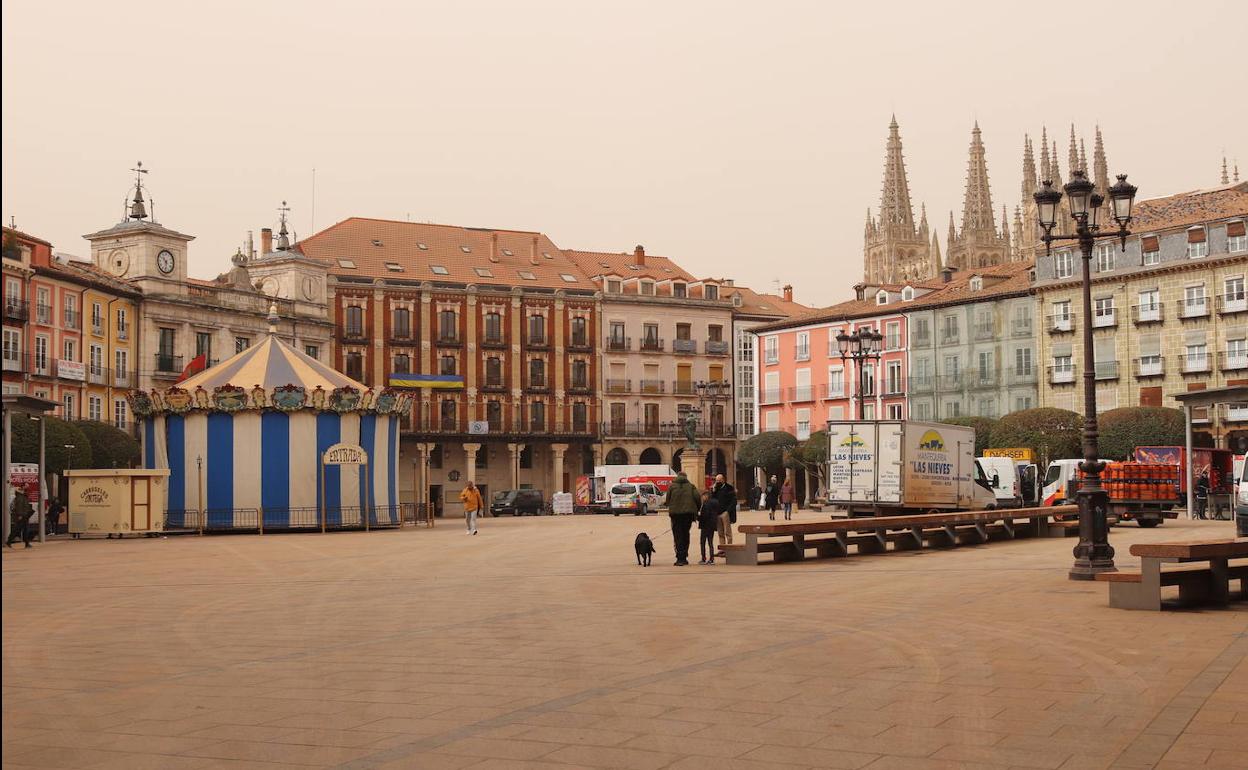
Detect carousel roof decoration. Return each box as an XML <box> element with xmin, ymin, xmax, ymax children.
<box><xmin>128</xmin><ymin>304</ymin><xmax>412</xmax><ymax>419</ymax></box>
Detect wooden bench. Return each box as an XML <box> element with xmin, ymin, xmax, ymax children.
<box><xmin>1095</xmin><ymin>539</ymin><xmax>1248</xmax><ymax>610</ymax></box>
<box><xmin>724</xmin><ymin>505</ymin><xmax>1078</xmax><ymax>566</ymax></box>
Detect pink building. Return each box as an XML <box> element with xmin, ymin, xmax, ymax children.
<box><xmin>753</xmin><ymin>283</ymin><xmax>925</xmax><ymax>438</ymax></box>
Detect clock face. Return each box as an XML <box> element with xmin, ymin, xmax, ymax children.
<box><xmin>302</xmin><ymin>276</ymin><xmax>318</xmax><ymax>300</ymax></box>
<box><xmin>108</xmin><ymin>249</ymin><xmax>129</xmax><ymax>276</ymax></box>
<box><xmin>157</xmin><ymin>249</ymin><xmax>175</xmax><ymax>274</ymax></box>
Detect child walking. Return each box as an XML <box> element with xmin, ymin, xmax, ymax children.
<box><xmin>697</xmin><ymin>490</ymin><xmax>722</xmax><ymax>565</ymax></box>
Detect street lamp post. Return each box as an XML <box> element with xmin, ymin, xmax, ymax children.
<box><xmin>1034</xmin><ymin>170</ymin><xmax>1138</xmax><ymax>580</ymax></box>
<box><xmin>835</xmin><ymin>328</ymin><xmax>883</xmax><ymax>420</ymax></box>
<box><xmin>695</xmin><ymin>380</ymin><xmax>730</xmax><ymax>477</ymax></box>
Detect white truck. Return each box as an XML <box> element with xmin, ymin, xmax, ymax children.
<box><xmin>825</xmin><ymin>420</ymin><xmax>997</xmax><ymax>516</ymax></box>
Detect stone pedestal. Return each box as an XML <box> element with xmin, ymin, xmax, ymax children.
<box><xmin>680</xmin><ymin>445</ymin><xmax>705</xmax><ymax>492</ymax></box>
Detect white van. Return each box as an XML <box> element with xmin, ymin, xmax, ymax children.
<box><xmin>609</xmin><ymin>483</ymin><xmax>660</xmax><ymax>516</ymax></box>
<box><xmin>977</xmin><ymin>456</ymin><xmax>1022</xmax><ymax>508</ymax></box>
<box><xmin>1041</xmin><ymin>458</ymin><xmax>1112</xmax><ymax>506</ymax></box>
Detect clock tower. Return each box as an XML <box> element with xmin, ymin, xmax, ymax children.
<box><xmin>83</xmin><ymin>162</ymin><xmax>195</xmax><ymax>295</ymax></box>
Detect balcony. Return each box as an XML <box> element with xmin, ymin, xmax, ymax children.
<box><xmin>64</xmin><ymin>310</ymin><xmax>80</xmax><ymax>330</ymax></box>
<box><xmin>154</xmin><ymin>354</ymin><xmax>184</xmax><ymax>376</ymax></box>
<box><xmin>940</xmin><ymin>331</ymin><xmax>960</xmax><ymax>345</ymax></box>
<box><xmin>1219</xmin><ymin>351</ymin><xmax>1248</xmax><ymax>372</ymax></box>
<box><xmin>435</xmin><ymin>333</ymin><xmax>462</xmax><ymax>347</ymax></box>
<box><xmin>1131</xmin><ymin>304</ymin><xmax>1163</xmax><ymax>324</ymax></box>
<box><xmin>601</xmin><ymin>420</ymin><xmax>738</xmax><ymax>439</ymax></box>
<box><xmin>764</xmin><ymin>351</ymin><xmax>779</xmax><ymax>364</ymax></box>
<box><xmin>1094</xmin><ymin>361</ymin><xmax>1119</xmax><ymax>381</ymax></box>
<box><xmin>1048</xmin><ymin>365</ymin><xmax>1076</xmax><ymax>385</ymax></box>
<box><xmin>760</xmin><ymin>388</ymin><xmax>782</xmax><ymax>405</ymax></box>
<box><xmin>480</xmin><ymin>378</ymin><xmax>508</xmax><ymax>393</ymax></box>
<box><xmin>1177</xmin><ymin>298</ymin><xmax>1210</xmax><ymax>320</ymax></box>
<box><xmin>907</xmin><ymin>375</ymin><xmax>934</xmax><ymax>393</ymax></box>
<box><xmin>568</xmin><ymin>334</ymin><xmax>591</xmax><ymax>351</ymax></box>
<box><xmin>30</xmin><ymin>356</ymin><xmax>51</xmax><ymax>377</ymax></box>
<box><xmin>91</xmin><ymin>323</ymin><xmax>103</xmax><ymax>336</ymax></box>
<box><xmin>117</xmin><ymin>325</ymin><xmax>129</xmax><ymax>341</ymax></box>
<box><xmin>973</xmin><ymin>323</ymin><xmax>995</xmax><ymax>341</ymax></box>
<box><xmin>113</xmin><ymin>371</ymin><xmax>132</xmax><ymax>388</ymax></box>
<box><xmin>705</xmin><ymin>340</ymin><xmax>730</xmax><ymax>356</ymax></box>
<box><xmin>1220</xmin><ymin>403</ymin><xmax>1248</xmax><ymax>423</ymax></box>
<box><xmin>639</xmin><ymin>379</ymin><xmax>665</xmax><ymax>394</ymax></box>
<box><xmin>911</xmin><ymin>332</ymin><xmax>932</xmax><ymax>348</ymax></box>
<box><xmin>640</xmin><ymin>337</ymin><xmax>665</xmax><ymax>353</ymax></box>
<box><xmin>884</xmin><ymin>335</ymin><xmax>902</xmax><ymax>351</ymax></box>
<box><xmin>1178</xmin><ymin>354</ymin><xmax>1211</xmax><ymax>374</ymax></box>
<box><xmin>2</xmin><ymin>353</ymin><xmax>23</xmax><ymax>373</ymax></box>
<box><xmin>789</xmin><ymin>386</ymin><xmax>814</xmax><ymax>402</ymax></box>
<box><xmin>605</xmin><ymin>378</ymin><xmax>631</xmax><ymax>394</ymax></box>
<box><xmin>1092</xmin><ymin>310</ymin><xmax>1117</xmax><ymax>329</ymax></box>
<box><xmin>605</xmin><ymin>336</ymin><xmax>631</xmax><ymax>352</ymax></box>
<box><xmin>1047</xmin><ymin>314</ymin><xmax>1074</xmax><ymax>333</ymax></box>
<box><xmin>821</xmin><ymin>382</ymin><xmax>847</xmax><ymax>398</ymax></box>
<box><xmin>1133</xmin><ymin>357</ymin><xmax>1165</xmax><ymax>378</ymax></box>
<box><xmin>35</xmin><ymin>304</ymin><xmax>52</xmax><ymax>324</ymax></box>
<box><xmin>937</xmin><ymin>373</ymin><xmax>963</xmax><ymax>391</ymax></box>
<box><xmin>1216</xmin><ymin>292</ymin><xmax>1247</xmax><ymax>315</ymax></box>
<box><xmin>526</xmin><ymin>334</ymin><xmax>550</xmax><ymax>350</ymax></box>
<box><xmin>1008</xmin><ymin>368</ymin><xmax>1037</xmax><ymax>385</ymax></box>
<box><xmin>1011</xmin><ymin>319</ymin><xmax>1033</xmax><ymax>338</ymax></box>
<box><xmin>968</xmin><ymin>369</ymin><xmax>997</xmax><ymax>389</ymax></box>
<box><xmin>568</xmin><ymin>380</ymin><xmax>592</xmax><ymax>394</ymax></box>
<box><xmin>672</xmin><ymin>380</ymin><xmax>696</xmax><ymax>396</ymax></box>
<box><xmin>340</xmin><ymin>326</ymin><xmax>367</xmax><ymax>343</ymax></box>
<box><xmin>795</xmin><ymin>345</ymin><xmax>810</xmax><ymax>361</ymax></box>
<box><xmin>883</xmin><ymin>380</ymin><xmax>905</xmax><ymax>397</ymax></box>
<box><xmin>672</xmin><ymin>339</ymin><xmax>697</xmax><ymax>355</ymax></box>
<box><xmin>481</xmin><ymin>334</ymin><xmax>507</xmax><ymax>349</ymax></box>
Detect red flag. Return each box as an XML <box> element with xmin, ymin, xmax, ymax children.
<box><xmin>175</xmin><ymin>353</ymin><xmax>208</xmax><ymax>383</ymax></box>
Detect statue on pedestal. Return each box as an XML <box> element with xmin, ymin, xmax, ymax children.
<box><xmin>683</xmin><ymin>409</ymin><xmax>700</xmax><ymax>450</ymax></box>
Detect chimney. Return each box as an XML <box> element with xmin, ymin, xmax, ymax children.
<box><xmin>246</xmin><ymin>230</ymin><xmax>255</xmax><ymax>260</ymax></box>
<box><xmin>530</xmin><ymin>236</ymin><xmax>539</xmax><ymax>265</ymax></box>
<box><xmin>633</xmin><ymin>244</ymin><xmax>646</xmax><ymax>266</ymax></box>
<box><xmin>489</xmin><ymin>232</ymin><xmax>499</xmax><ymax>263</ymax></box>
<box><xmin>260</xmin><ymin>228</ymin><xmax>273</xmax><ymax>256</ymax></box>
<box><xmin>782</xmin><ymin>284</ymin><xmax>793</xmax><ymax>302</ymax></box>
<box><xmin>941</xmin><ymin>266</ymin><xmax>953</xmax><ymax>283</ymax></box>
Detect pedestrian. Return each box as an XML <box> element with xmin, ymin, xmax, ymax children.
<box><xmin>697</xmin><ymin>490</ymin><xmax>722</xmax><ymax>565</ymax></box>
<box><xmin>764</xmin><ymin>476</ymin><xmax>780</xmax><ymax>521</ymax></box>
<box><xmin>781</xmin><ymin>478</ymin><xmax>795</xmax><ymax>520</ymax></box>
<box><xmin>711</xmin><ymin>473</ymin><xmax>736</xmax><ymax>547</ymax></box>
<box><xmin>459</xmin><ymin>480</ymin><xmax>484</xmax><ymax>535</ymax></box>
<box><xmin>46</xmin><ymin>497</ymin><xmax>64</xmax><ymax>536</ymax></box>
<box><xmin>1194</xmin><ymin>472</ymin><xmax>1210</xmax><ymax>520</ymax></box>
<box><xmin>663</xmin><ymin>471</ymin><xmax>700</xmax><ymax>566</ymax></box>
<box><xmin>748</xmin><ymin>483</ymin><xmax>762</xmax><ymax>511</ymax></box>
<box><xmin>6</xmin><ymin>487</ymin><xmax>35</xmax><ymax>549</ymax></box>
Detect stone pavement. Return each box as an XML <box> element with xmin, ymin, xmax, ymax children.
<box><xmin>2</xmin><ymin>509</ymin><xmax>1245</xmax><ymax>770</ymax></box>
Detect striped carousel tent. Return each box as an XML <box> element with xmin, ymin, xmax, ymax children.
<box><xmin>129</xmin><ymin>315</ymin><xmax>411</xmax><ymax>531</ymax></box>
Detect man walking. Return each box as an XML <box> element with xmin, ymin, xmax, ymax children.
<box><xmin>711</xmin><ymin>473</ymin><xmax>736</xmax><ymax>547</ymax></box>
<box><xmin>6</xmin><ymin>486</ymin><xmax>34</xmax><ymax>549</ymax></box>
<box><xmin>459</xmin><ymin>481</ymin><xmax>484</xmax><ymax>535</ymax></box>
<box><xmin>664</xmin><ymin>471</ymin><xmax>700</xmax><ymax>566</ymax></box>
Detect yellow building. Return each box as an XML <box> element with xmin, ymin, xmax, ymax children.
<box><xmin>69</xmin><ymin>261</ymin><xmax>142</xmax><ymax>431</ymax></box>
<box><xmin>1035</xmin><ymin>182</ymin><xmax>1248</xmax><ymax>450</ymax></box>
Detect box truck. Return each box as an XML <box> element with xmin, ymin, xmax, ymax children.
<box><xmin>825</xmin><ymin>421</ymin><xmax>996</xmax><ymax>516</ymax></box>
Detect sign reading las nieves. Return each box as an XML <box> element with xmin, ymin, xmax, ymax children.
<box><xmin>323</xmin><ymin>443</ymin><xmax>368</xmax><ymax>465</ymax></box>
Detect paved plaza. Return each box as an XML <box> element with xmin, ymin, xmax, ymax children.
<box><xmin>2</xmin><ymin>511</ymin><xmax>1245</xmax><ymax>770</ymax></box>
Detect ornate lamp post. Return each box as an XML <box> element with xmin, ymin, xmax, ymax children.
<box><xmin>1034</xmin><ymin>170</ymin><xmax>1138</xmax><ymax>580</ymax></box>
<box><xmin>835</xmin><ymin>328</ymin><xmax>883</xmax><ymax>420</ymax></box>
<box><xmin>694</xmin><ymin>379</ymin><xmax>731</xmax><ymax>476</ymax></box>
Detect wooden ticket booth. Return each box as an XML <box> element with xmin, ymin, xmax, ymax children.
<box><xmin>66</xmin><ymin>469</ymin><xmax>172</xmax><ymax>536</ymax></box>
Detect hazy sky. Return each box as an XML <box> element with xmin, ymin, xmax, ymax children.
<box><xmin>4</xmin><ymin>0</ymin><xmax>1245</xmax><ymax>306</ymax></box>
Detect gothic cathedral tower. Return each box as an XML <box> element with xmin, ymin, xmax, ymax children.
<box><xmin>863</xmin><ymin>117</ymin><xmax>939</xmax><ymax>284</ymax></box>
<box><xmin>946</xmin><ymin>123</ymin><xmax>1011</xmax><ymax>269</ymax></box>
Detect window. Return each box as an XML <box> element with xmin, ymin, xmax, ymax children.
<box><xmin>440</xmin><ymin>355</ymin><xmax>457</xmax><ymax>376</ymax></box>
<box><xmin>876</xmin><ymin>290</ymin><xmax>889</xmax><ymax>305</ymax></box>
<box><xmin>639</xmin><ymin>280</ymin><xmax>655</xmax><ymax>295</ymax></box>
<box><xmin>430</xmin><ymin>265</ymin><xmax>449</xmax><ymax>275</ymax></box>
<box><xmin>385</xmin><ymin>262</ymin><xmax>403</xmax><ymax>272</ymax></box>
<box><xmin>1095</xmin><ymin>243</ymin><xmax>1115</xmax><ymax>272</ymax></box>
<box><xmin>1054</xmin><ymin>250</ymin><xmax>1074</xmax><ymax>279</ymax></box>
<box><xmin>1186</xmin><ymin>227</ymin><xmax>1207</xmax><ymax>258</ymax></box>
<box><xmin>475</xmin><ymin>267</ymin><xmax>494</xmax><ymax>278</ymax></box>
<box><xmin>764</xmin><ymin>336</ymin><xmax>779</xmax><ymax>364</ymax></box>
<box><xmin>969</xmin><ymin>276</ymin><xmax>983</xmax><ymax>291</ymax></box>
<box><xmin>560</xmin><ymin>274</ymin><xmax>578</xmax><ymax>283</ymax></box>
<box><xmin>673</xmin><ymin>283</ymin><xmax>687</xmax><ymax>298</ymax></box>
<box><xmin>914</xmin><ymin>402</ymin><xmax>931</xmax><ymax>420</ymax></box>
<box><xmin>826</xmin><ymin>367</ymin><xmax>844</xmax><ymax>398</ymax></box>
<box><xmin>63</xmin><ymin>338</ymin><xmax>75</xmax><ymax>362</ymax></box>
<box><xmin>1185</xmin><ymin>343</ymin><xmax>1208</xmax><ymax>372</ymax></box>
<box><xmin>1094</xmin><ymin>296</ymin><xmax>1115</xmax><ymax>326</ymax></box>
<box><xmin>235</xmin><ymin>336</ymin><xmax>250</xmax><ymax>353</ymax></box>
<box><xmin>861</xmin><ymin>363</ymin><xmax>875</xmax><ymax>396</ymax></box>
<box><xmin>796</xmin><ymin>408</ymin><xmax>811</xmax><ymax>440</ymax></box>
<box><xmin>902</xmin><ymin>286</ymin><xmax>914</xmax><ymax>301</ymax></box>
<box><xmin>1141</xmin><ymin>235</ymin><xmax>1160</xmax><ymax>265</ymax></box>
<box><xmin>1015</xmin><ymin>348</ymin><xmax>1033</xmax><ymax>376</ymax></box>
<box><xmin>63</xmin><ymin>392</ymin><xmax>75</xmax><ymax>421</ymax></box>
<box><xmin>517</xmin><ymin>270</ymin><xmax>536</xmax><ymax>281</ymax></box>
<box><xmin>1052</xmin><ymin>300</ymin><xmax>1072</xmax><ymax>330</ymax></box>
<box><xmin>529</xmin><ymin>358</ymin><xmax>545</xmax><ymax>387</ymax></box>
<box><xmin>34</xmin><ymin>335</ymin><xmax>48</xmax><ymax>374</ymax></box>
<box><xmin>704</xmin><ymin>285</ymin><xmax>718</xmax><ymax>300</ymax></box>
<box><xmin>528</xmin><ymin>314</ymin><xmax>546</xmax><ymax>344</ymax></box>
<box><xmin>440</xmin><ymin>399</ymin><xmax>457</xmax><ymax>430</ymax></box>
<box><xmin>116</xmin><ymin>307</ymin><xmax>128</xmax><ymax>339</ymax></box>
<box><xmin>676</xmin><ymin>323</ymin><xmax>691</xmax><ymax>341</ymax></box>
<box><xmin>795</xmin><ymin>368</ymin><xmax>811</xmax><ymax>401</ymax></box>
<box><xmin>886</xmin><ymin>361</ymin><xmax>902</xmax><ymax>394</ymax></box>
<box><xmin>912</xmin><ymin>318</ymin><xmax>930</xmax><ymax>346</ymax></box>
<box><xmin>35</xmin><ymin>287</ymin><xmax>50</xmax><ymax>323</ymax></box>
<box><xmin>438</xmin><ymin>309</ymin><xmax>458</xmax><ymax>341</ymax></box>
<box><xmin>944</xmin><ymin>354</ymin><xmax>961</xmax><ymax>379</ymax></box>
<box><xmin>885</xmin><ymin>321</ymin><xmax>901</xmax><ymax>350</ymax></box>
<box><xmin>887</xmin><ymin>403</ymin><xmax>903</xmax><ymax>420</ymax></box>
<box><xmin>1224</xmin><ymin>276</ymin><xmax>1246</xmax><ymax>311</ymax></box>
<box><xmin>643</xmin><ymin>323</ymin><xmax>660</xmax><ymax>348</ymax></box>
<box><xmin>571</xmin><ymin>359</ymin><xmax>588</xmax><ymax>389</ymax></box>
<box><xmin>862</xmin><ymin>403</ymin><xmax>876</xmax><ymax>420</ymax></box>
<box><xmin>765</xmin><ymin>410</ymin><xmax>779</xmax><ymax>431</ymax></box>
<box><xmin>114</xmin><ymin>350</ymin><xmax>128</xmax><ymax>381</ymax></box>
<box><xmin>1225</xmin><ymin>338</ymin><xmax>1247</xmax><ymax>367</ymax></box>
<box><xmin>1053</xmin><ymin>354</ymin><xmax>1074</xmax><ymax>374</ymax></box>
<box><xmin>63</xmin><ymin>294</ymin><xmax>77</xmax><ymax>328</ymax></box>
<box><xmin>428</xmin><ymin>444</ymin><xmax>443</xmax><ymax>469</ymax></box>
<box><xmin>345</xmin><ymin>306</ymin><xmax>364</xmax><ymax>336</ymax></box>
<box><xmin>1015</xmin><ymin>396</ymin><xmax>1033</xmax><ymax>412</ymax></box>
<box><xmin>336</xmin><ymin>259</ymin><xmax>357</xmax><ymax>269</ymax></box>
<box><xmin>529</xmin><ymin>401</ymin><xmax>545</xmax><ymax>431</ymax></box>
<box><xmin>942</xmin><ymin>315</ymin><xmax>959</xmax><ymax>343</ymax></box>
<box><xmin>460</xmin><ymin>245</ymin><xmax>472</xmax><ymax>253</ymax></box>
<box><xmin>393</xmin><ymin>308</ymin><xmax>412</xmax><ymax>338</ymax></box>
<box><xmin>1137</xmin><ymin>289</ymin><xmax>1160</xmax><ymax>321</ymax></box>
<box><xmin>485</xmin><ymin>357</ymin><xmax>502</xmax><ymax>385</ymax></box>
<box><xmin>606</xmin><ymin>279</ymin><xmax>622</xmax><ymax>293</ymax></box>
<box><xmin>91</xmin><ymin>302</ymin><xmax>103</xmax><ymax>333</ymax></box>
<box><xmin>484</xmin><ymin>311</ymin><xmax>503</xmax><ymax>342</ymax></box>
<box><xmin>305</xmin><ymin>345</ymin><xmax>319</xmax><ymax>360</ymax></box>
<box><xmin>977</xmin><ymin>351</ymin><xmax>993</xmax><ymax>380</ymax></box>
<box><xmin>486</xmin><ymin>400</ymin><xmax>503</xmax><ymax>428</ymax></box>
<box><xmin>1183</xmin><ymin>285</ymin><xmax>1207</xmax><ymax>317</ymax></box>
<box><xmin>763</xmin><ymin>371</ymin><xmax>780</xmax><ymax>404</ymax></box>
<box><xmin>195</xmin><ymin>332</ymin><xmax>212</xmax><ymax>360</ymax></box>
<box><xmin>114</xmin><ymin>399</ymin><xmax>128</xmax><ymax>429</ymax></box>
<box><xmin>1228</xmin><ymin>221</ymin><xmax>1247</xmax><ymax>253</ymax></box>
<box><xmin>345</xmin><ymin>352</ymin><xmax>363</xmax><ymax>380</ymax></box>
<box><xmin>795</xmin><ymin>332</ymin><xmax>810</xmax><ymax>361</ymax></box>
<box><xmin>609</xmin><ymin>321</ymin><xmax>626</xmax><ymax>346</ymax></box>
<box><xmin>708</xmin><ymin>324</ymin><xmax>723</xmax><ymax>342</ymax></box>
<box><xmin>88</xmin><ymin>395</ymin><xmax>102</xmax><ymax>422</ymax></box>
<box><xmin>571</xmin><ymin>316</ymin><xmax>588</xmax><ymax>346</ymax></box>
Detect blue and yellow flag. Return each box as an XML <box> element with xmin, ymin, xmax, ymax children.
<box><xmin>387</xmin><ymin>373</ymin><xmax>465</xmax><ymax>390</ymax></box>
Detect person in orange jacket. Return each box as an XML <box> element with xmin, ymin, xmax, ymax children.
<box><xmin>459</xmin><ymin>481</ymin><xmax>485</xmax><ymax>535</ymax></box>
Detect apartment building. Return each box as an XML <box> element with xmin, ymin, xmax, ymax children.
<box><xmin>728</xmin><ymin>284</ymin><xmax>811</xmax><ymax>441</ymax></box>
<box><xmin>1033</xmin><ymin>181</ymin><xmax>1248</xmax><ymax>449</ymax></box>
<box><xmin>298</xmin><ymin>218</ymin><xmax>601</xmax><ymax>513</ymax></box>
<box><xmin>566</xmin><ymin>246</ymin><xmax>735</xmax><ymax>479</ymax></box>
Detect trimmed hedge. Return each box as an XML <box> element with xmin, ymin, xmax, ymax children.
<box><xmin>988</xmin><ymin>408</ymin><xmax>1082</xmax><ymax>470</ymax></box>
<box><xmin>1096</xmin><ymin>407</ymin><xmax>1185</xmax><ymax>461</ymax></box>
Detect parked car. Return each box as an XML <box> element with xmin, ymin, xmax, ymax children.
<box><xmin>490</xmin><ymin>489</ymin><xmax>546</xmax><ymax>516</ymax></box>
<box><xmin>609</xmin><ymin>483</ymin><xmax>659</xmax><ymax>516</ymax></box>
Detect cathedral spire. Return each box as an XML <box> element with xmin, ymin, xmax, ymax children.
<box><xmin>1079</xmin><ymin>139</ymin><xmax>1088</xmax><ymax>178</ymax></box>
<box><xmin>1093</xmin><ymin>126</ymin><xmax>1109</xmax><ymax>193</ymax></box>
<box><xmin>1039</xmin><ymin>127</ymin><xmax>1051</xmax><ymax>181</ymax></box>
<box><xmin>1068</xmin><ymin>125</ymin><xmax>1080</xmax><ymax>175</ymax></box>
<box><xmin>930</xmin><ymin>231</ymin><xmax>942</xmax><ymax>275</ymax></box>
<box><xmin>1022</xmin><ymin>135</ymin><xmax>1037</xmax><ymax>200</ymax></box>
<box><xmin>1223</xmin><ymin>156</ymin><xmax>1231</xmax><ymax>185</ymax></box>
<box><xmin>1050</xmin><ymin>141</ymin><xmax>1063</xmax><ymax>186</ymax></box>
<box><xmin>959</xmin><ymin>122</ymin><xmax>997</xmax><ymax>235</ymax></box>
<box><xmin>1012</xmin><ymin>205</ymin><xmax>1024</xmax><ymax>260</ymax></box>
<box><xmin>877</xmin><ymin>116</ymin><xmax>917</xmax><ymax>230</ymax></box>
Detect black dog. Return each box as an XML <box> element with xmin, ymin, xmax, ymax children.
<box><xmin>634</xmin><ymin>533</ymin><xmax>655</xmax><ymax>566</ymax></box>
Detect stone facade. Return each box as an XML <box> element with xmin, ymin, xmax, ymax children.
<box><xmin>863</xmin><ymin>117</ymin><xmax>941</xmax><ymax>284</ymax></box>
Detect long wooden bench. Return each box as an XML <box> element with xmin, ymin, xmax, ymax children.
<box><xmin>1096</xmin><ymin>539</ymin><xmax>1248</xmax><ymax>610</ymax></box>
<box><xmin>723</xmin><ymin>505</ymin><xmax>1079</xmax><ymax>566</ymax></box>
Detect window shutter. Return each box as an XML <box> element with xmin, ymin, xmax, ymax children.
<box><xmin>1227</xmin><ymin>221</ymin><xmax>1246</xmax><ymax>237</ymax></box>
<box><xmin>1093</xmin><ymin>338</ymin><xmax>1115</xmax><ymax>362</ymax></box>
<box><xmin>1187</xmin><ymin>228</ymin><xmax>1206</xmax><ymax>243</ymax></box>
<box><xmin>1141</xmin><ymin>235</ymin><xmax>1159</xmax><ymax>252</ymax></box>
<box><xmin>1052</xmin><ymin>342</ymin><xmax>1073</xmax><ymax>358</ymax></box>
<box><xmin>1184</xmin><ymin>330</ymin><xmax>1207</xmax><ymax>346</ymax></box>
<box><xmin>1139</xmin><ymin>386</ymin><xmax>1162</xmax><ymax>407</ymax></box>
<box><xmin>1138</xmin><ymin>335</ymin><xmax>1161</xmax><ymax>357</ymax></box>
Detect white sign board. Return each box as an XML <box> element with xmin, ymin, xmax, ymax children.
<box><xmin>468</xmin><ymin>421</ymin><xmax>489</xmax><ymax>435</ymax></box>
<box><xmin>323</xmin><ymin>443</ymin><xmax>367</xmax><ymax>465</ymax></box>
<box><xmin>57</xmin><ymin>360</ymin><xmax>86</xmax><ymax>381</ymax></box>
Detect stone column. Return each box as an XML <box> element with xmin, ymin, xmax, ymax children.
<box><xmin>507</xmin><ymin>442</ymin><xmax>524</xmax><ymax>489</ymax></box>
<box><xmin>680</xmin><ymin>445</ymin><xmax>705</xmax><ymax>491</ymax></box>
<box><xmin>419</xmin><ymin>288</ymin><xmax>433</xmax><ymax>374</ymax></box>
<box><xmin>463</xmin><ymin>443</ymin><xmax>481</xmax><ymax>485</ymax></box>
<box><xmin>373</xmin><ymin>287</ymin><xmax>386</xmax><ymax>386</ymax></box>
<box><xmin>551</xmin><ymin>443</ymin><xmax>568</xmax><ymax>494</ymax></box>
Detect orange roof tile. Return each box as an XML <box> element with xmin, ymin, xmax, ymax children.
<box><xmin>1128</xmin><ymin>181</ymin><xmax>1248</xmax><ymax>233</ymax></box>
<box><xmin>564</xmin><ymin>248</ymin><xmax>697</xmax><ymax>283</ymax></box>
<box><xmin>727</xmin><ymin>285</ymin><xmax>813</xmax><ymax>318</ymax></box>
<box><xmin>296</xmin><ymin>218</ymin><xmax>597</xmax><ymax>291</ymax></box>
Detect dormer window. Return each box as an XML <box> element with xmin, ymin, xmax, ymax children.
<box><xmin>502</xmin><ymin>249</ymin><xmax>514</xmax><ymax>257</ymax></box>
<box><xmin>969</xmin><ymin>276</ymin><xmax>983</xmax><ymax>292</ymax></box>
<box><xmin>417</xmin><ymin>242</ymin><xmax>429</xmax><ymax>250</ymax></box>
<box><xmin>639</xmin><ymin>280</ymin><xmax>655</xmax><ymax>295</ymax></box>
<box><xmin>337</xmin><ymin>259</ymin><xmax>357</xmax><ymax>269</ymax></box>
<box><xmin>475</xmin><ymin>267</ymin><xmax>494</xmax><ymax>278</ymax></box>
<box><xmin>704</xmin><ymin>285</ymin><xmax>719</xmax><ymax>300</ymax></box>
<box><xmin>1187</xmin><ymin>227</ymin><xmax>1208</xmax><ymax>258</ymax></box>
<box><xmin>673</xmin><ymin>282</ymin><xmax>687</xmax><ymax>298</ymax></box>
<box><xmin>1227</xmin><ymin>221</ymin><xmax>1247</xmax><ymax>253</ymax></box>
<box><xmin>606</xmin><ymin>279</ymin><xmax>622</xmax><ymax>293</ymax></box>
<box><xmin>876</xmin><ymin>290</ymin><xmax>889</xmax><ymax>305</ymax></box>
<box><xmin>901</xmin><ymin>286</ymin><xmax>914</xmax><ymax>301</ymax></box>
<box><xmin>517</xmin><ymin>270</ymin><xmax>536</xmax><ymax>280</ymax></box>
<box><xmin>385</xmin><ymin>262</ymin><xmax>403</xmax><ymax>272</ymax></box>
<box><xmin>559</xmin><ymin>274</ymin><xmax>578</xmax><ymax>283</ymax></box>
<box><xmin>430</xmin><ymin>265</ymin><xmax>449</xmax><ymax>275</ymax></box>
